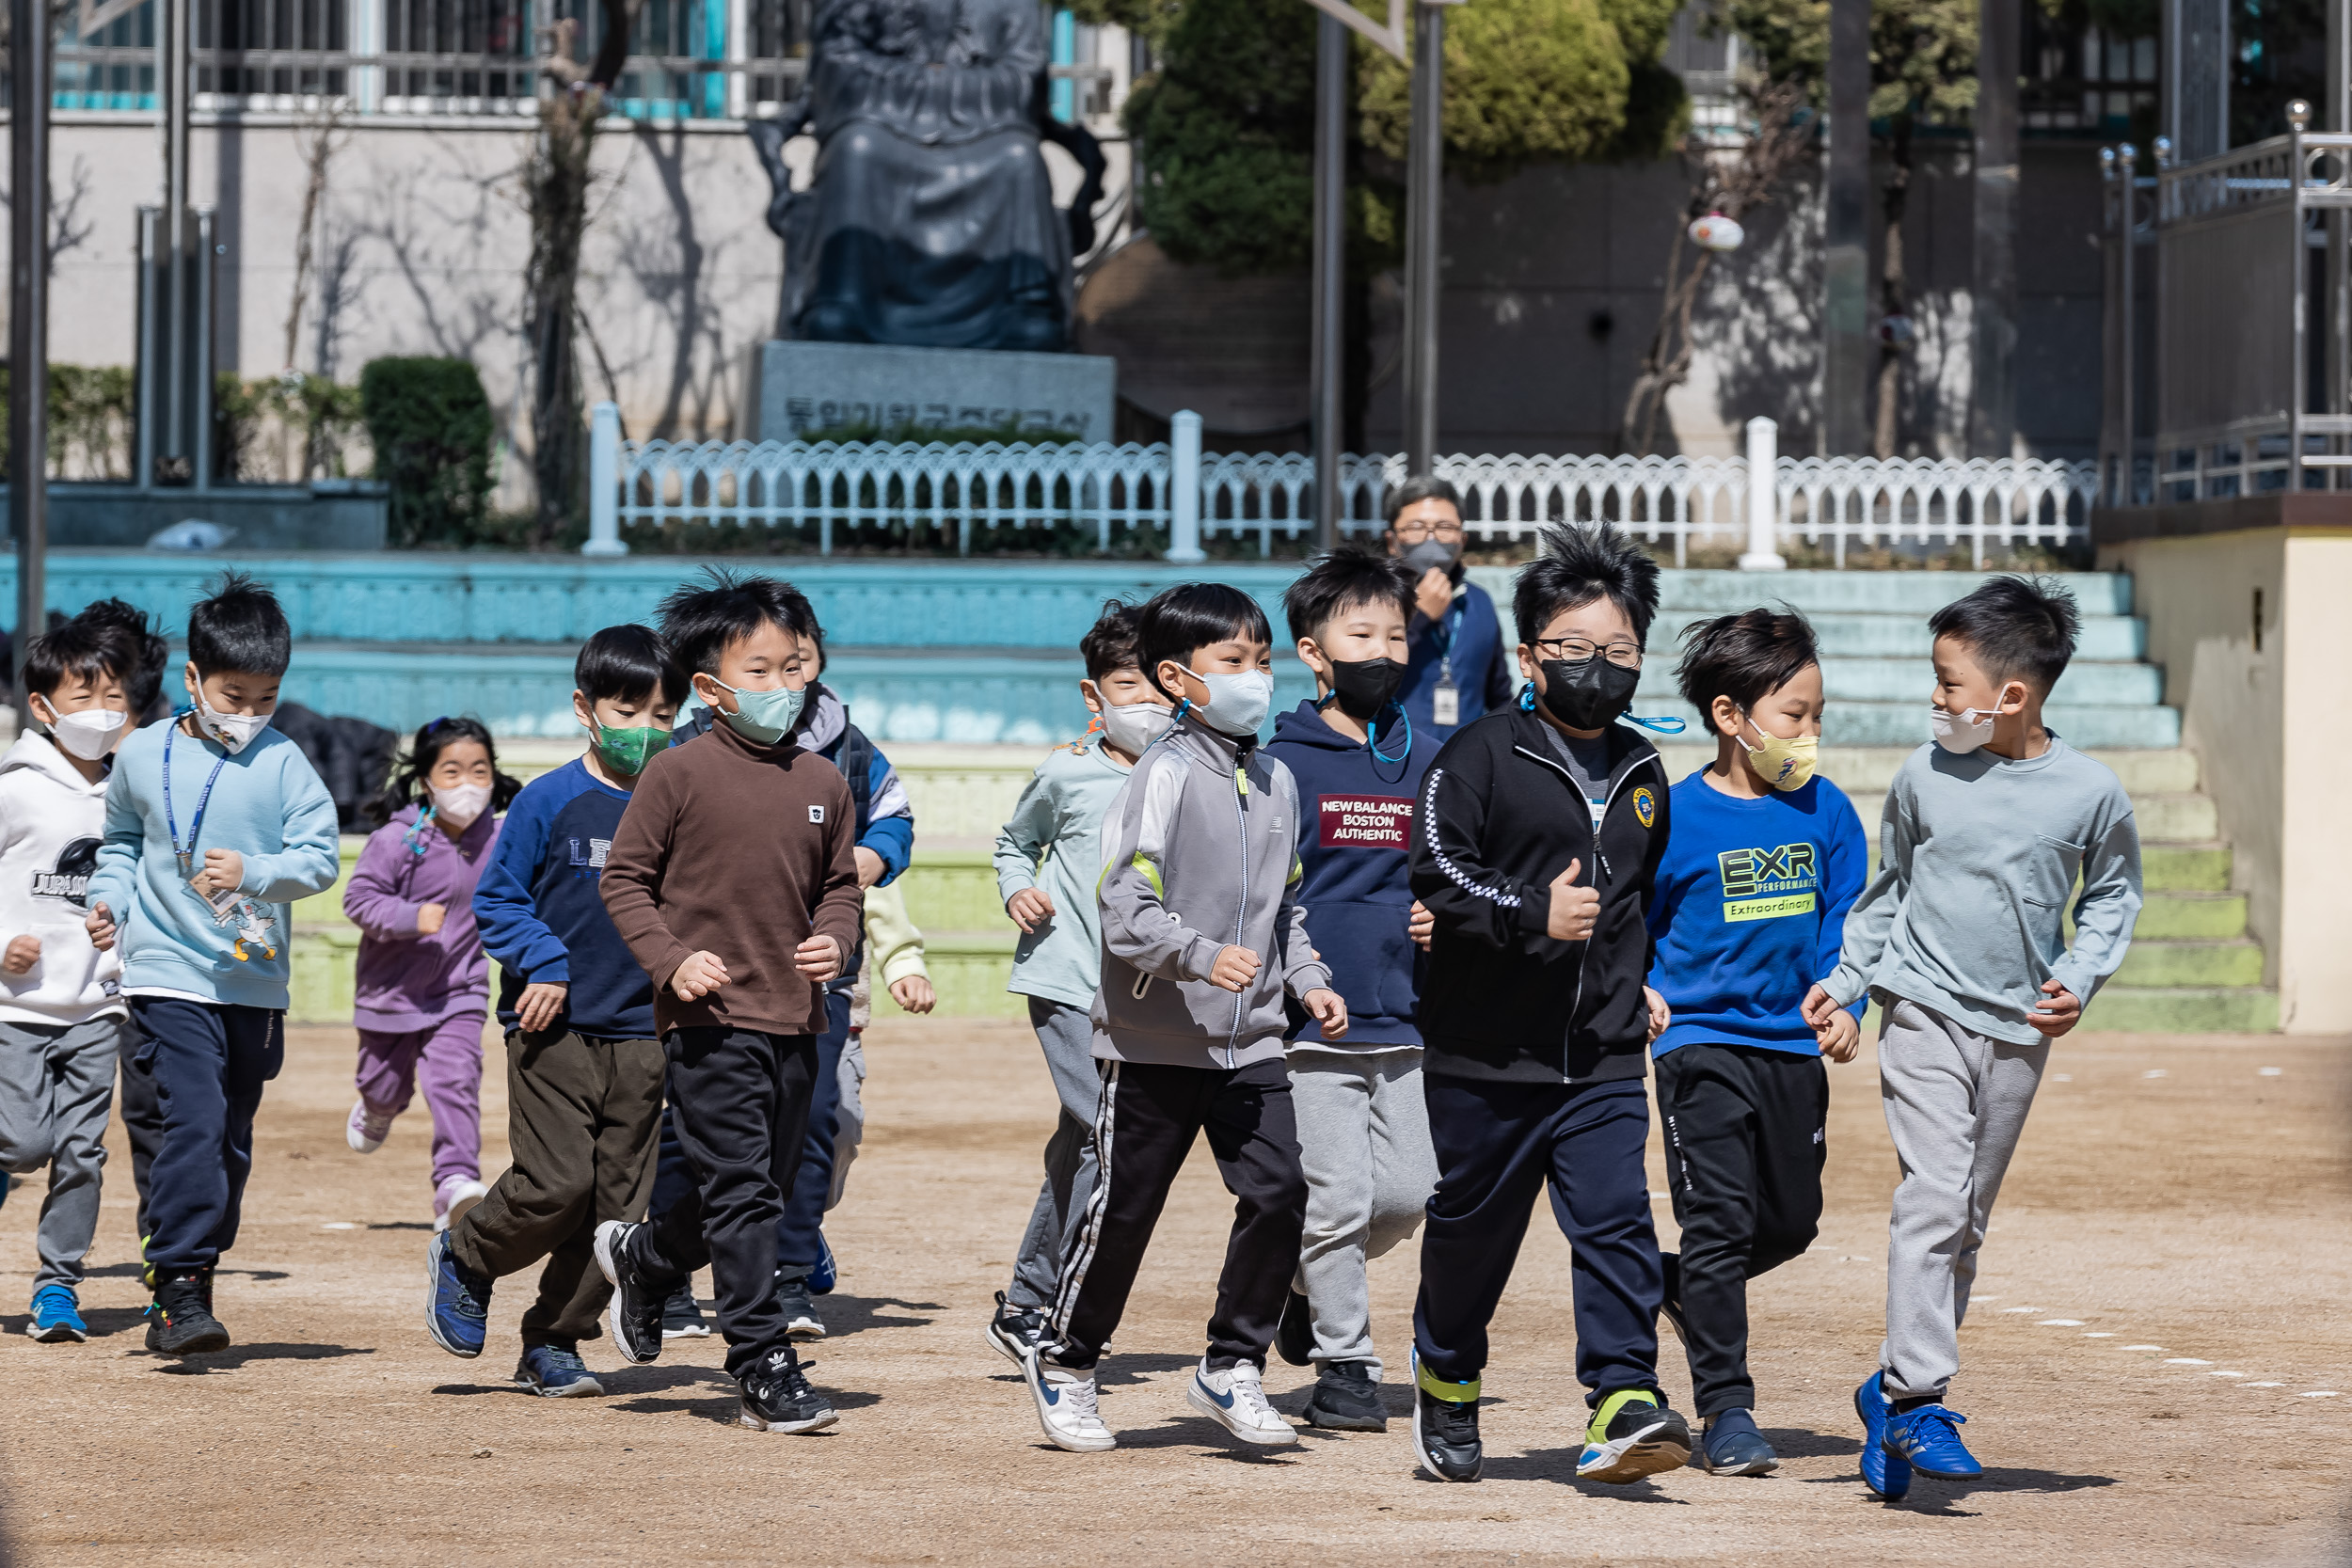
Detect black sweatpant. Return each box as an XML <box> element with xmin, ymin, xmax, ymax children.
<box><xmin>130</xmin><ymin>998</ymin><xmax>284</xmax><ymax>1275</ymax></box>
<box><xmin>119</xmin><ymin>1045</ymin><xmax>163</xmax><ymax>1243</ymax></box>
<box><xmin>1655</xmin><ymin>1042</ymin><xmax>1828</xmax><ymax>1418</ymax></box>
<box><xmin>1042</xmin><ymin>1056</ymin><xmax>1307</xmax><ymax>1372</ymax></box>
<box><xmin>629</xmin><ymin>1027</ymin><xmax>818</xmax><ymax>1376</ymax></box>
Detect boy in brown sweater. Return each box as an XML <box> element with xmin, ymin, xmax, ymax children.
<box><xmin>594</xmin><ymin>571</ymin><xmax>865</xmax><ymax>1434</ymax></box>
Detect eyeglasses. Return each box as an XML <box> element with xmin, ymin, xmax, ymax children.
<box><xmin>1533</xmin><ymin>636</ymin><xmax>1644</xmax><ymax>669</ymax></box>
<box><xmin>1390</xmin><ymin>519</ymin><xmax>1465</xmax><ymax>543</ymax></box>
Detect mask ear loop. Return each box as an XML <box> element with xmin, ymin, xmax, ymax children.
<box><xmin>1517</xmin><ymin>681</ymin><xmax>1536</xmax><ymax>712</ymax></box>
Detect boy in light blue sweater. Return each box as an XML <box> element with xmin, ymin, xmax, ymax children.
<box><xmin>86</xmin><ymin>574</ymin><xmax>341</xmax><ymax>1357</ymax></box>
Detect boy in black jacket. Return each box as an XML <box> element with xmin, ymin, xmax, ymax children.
<box><xmin>1406</xmin><ymin>523</ymin><xmax>1690</xmax><ymax>1485</ymax></box>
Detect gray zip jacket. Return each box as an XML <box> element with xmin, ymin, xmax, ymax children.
<box><xmin>1090</xmin><ymin>714</ymin><xmax>1333</xmax><ymax>1069</ymax></box>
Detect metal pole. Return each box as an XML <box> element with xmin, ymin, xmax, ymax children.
<box><xmin>11</xmin><ymin>0</ymin><xmax>50</xmax><ymax>714</ymax></box>
<box><xmin>2330</xmin><ymin>0</ymin><xmax>2350</xmax><ymax>481</ymax></box>
<box><xmin>1823</xmin><ymin>0</ymin><xmax>1871</xmax><ymax>455</ymax></box>
<box><xmin>1311</xmin><ymin>11</ymin><xmax>1344</xmax><ymax>549</ymax></box>
<box><xmin>162</xmin><ymin>0</ymin><xmax>190</xmax><ymax>482</ymax></box>
<box><xmin>1969</xmin><ymin>0</ymin><xmax>2020</xmax><ymax>458</ymax></box>
<box><xmin>2118</xmin><ymin>144</ymin><xmax>2137</xmax><ymax>504</ymax></box>
<box><xmin>2290</xmin><ymin>101</ymin><xmax>2311</xmax><ymax>493</ymax></box>
<box><xmin>1402</xmin><ymin>1</ymin><xmax>1444</xmax><ymax>473</ymax></box>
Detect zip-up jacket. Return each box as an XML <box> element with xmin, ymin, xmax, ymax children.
<box><xmin>1408</xmin><ymin>705</ymin><xmax>1671</xmax><ymax>1083</ymax></box>
<box><xmin>1090</xmin><ymin>714</ymin><xmax>1332</xmax><ymax>1070</ymax></box>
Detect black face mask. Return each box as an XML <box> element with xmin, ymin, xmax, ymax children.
<box><xmin>1537</xmin><ymin>657</ymin><xmax>1639</xmax><ymax>732</ymax></box>
<box><xmin>1326</xmin><ymin>656</ymin><xmax>1405</xmax><ymax>721</ymax></box>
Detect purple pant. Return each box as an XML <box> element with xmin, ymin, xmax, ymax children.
<box><xmin>356</xmin><ymin>1014</ymin><xmax>485</xmax><ymax>1192</ymax></box>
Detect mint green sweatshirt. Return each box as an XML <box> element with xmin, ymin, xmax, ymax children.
<box><xmin>993</xmin><ymin>737</ymin><xmax>1133</xmax><ymax>1010</ymax></box>
<box><xmin>86</xmin><ymin>720</ymin><xmax>342</xmax><ymax>1010</ymax></box>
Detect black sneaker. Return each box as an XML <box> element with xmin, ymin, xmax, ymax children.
<box><xmin>737</xmin><ymin>1348</ymin><xmax>840</xmax><ymax>1433</ymax></box>
<box><xmin>1303</xmin><ymin>1358</ymin><xmax>1388</xmax><ymax>1431</ymax></box>
<box><xmin>775</xmin><ymin>1273</ymin><xmax>825</xmax><ymax>1340</ymax></box>
<box><xmin>1273</xmin><ymin>1288</ymin><xmax>1314</xmax><ymax>1368</ymax></box>
<box><xmin>145</xmin><ymin>1269</ymin><xmax>230</xmax><ymax>1356</ymax></box>
<box><xmin>983</xmin><ymin>1290</ymin><xmax>1042</xmax><ymax>1367</ymax></box>
<box><xmin>592</xmin><ymin>1220</ymin><xmax>666</xmax><ymax>1366</ymax></box>
<box><xmin>1659</xmin><ymin>1252</ymin><xmax>1689</xmax><ymax>1347</ymax></box>
<box><xmin>1579</xmin><ymin>1387</ymin><xmax>1694</xmax><ymax>1482</ymax></box>
<box><xmin>661</xmin><ymin>1284</ymin><xmax>709</xmax><ymax>1339</ymax></box>
<box><xmin>1410</xmin><ymin>1351</ymin><xmax>1483</xmax><ymax>1481</ymax></box>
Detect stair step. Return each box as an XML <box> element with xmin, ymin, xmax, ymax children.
<box><xmin>2086</xmin><ymin>986</ymin><xmax>2280</xmax><ymax>1034</ymax></box>
<box><xmin>2111</xmin><ymin>939</ymin><xmax>2267</xmax><ymax>989</ymax></box>
<box><xmin>1632</xmin><ymin>657</ymin><xmax>2161</xmax><ymax>706</ymax></box>
<box><xmin>2143</xmin><ymin>842</ymin><xmax>2233</xmax><ymax>892</ymax></box>
<box><xmin>2111</xmin><ymin>891</ymin><xmax>2249</xmax><ymax>942</ymax></box>
<box><xmin>2131</xmin><ymin>793</ymin><xmax>2220</xmax><ymax>844</ymax></box>
<box><xmin>1646</xmin><ymin>609</ymin><xmax>2145</xmax><ymax>660</ymax></box>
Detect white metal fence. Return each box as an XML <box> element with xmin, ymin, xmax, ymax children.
<box><xmin>586</xmin><ymin>404</ymin><xmax>2099</xmax><ymax>567</ymax></box>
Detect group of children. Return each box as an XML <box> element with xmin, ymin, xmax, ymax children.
<box><xmin>0</xmin><ymin>515</ymin><xmax>2141</xmax><ymax>1494</ymax></box>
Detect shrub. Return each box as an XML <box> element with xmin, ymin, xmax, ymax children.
<box><xmin>359</xmin><ymin>356</ymin><xmax>495</xmax><ymax>547</ymax></box>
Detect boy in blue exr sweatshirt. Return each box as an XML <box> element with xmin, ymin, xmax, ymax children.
<box><xmin>85</xmin><ymin>573</ymin><xmax>342</xmax><ymax>1357</ymax></box>
<box><xmin>1645</xmin><ymin>609</ymin><xmax>1867</xmax><ymax>1478</ymax></box>
<box><xmin>1263</xmin><ymin>547</ymin><xmax>1442</xmax><ymax>1433</ymax></box>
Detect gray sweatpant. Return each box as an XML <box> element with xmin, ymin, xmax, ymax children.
<box><xmin>1006</xmin><ymin>997</ymin><xmax>1104</xmax><ymax>1311</ymax></box>
<box><xmin>1877</xmin><ymin>997</ymin><xmax>2048</xmax><ymax>1402</ymax></box>
<box><xmin>0</xmin><ymin>1015</ymin><xmax>126</xmax><ymax>1291</ymax></box>
<box><xmin>1289</xmin><ymin>1045</ymin><xmax>1437</xmax><ymax>1378</ymax></box>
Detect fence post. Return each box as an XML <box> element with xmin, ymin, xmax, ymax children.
<box><xmin>1168</xmin><ymin>409</ymin><xmax>1206</xmax><ymax>563</ymax></box>
<box><xmin>582</xmin><ymin>402</ymin><xmax>628</xmax><ymax>557</ymax></box>
<box><xmin>1739</xmin><ymin>416</ymin><xmax>1787</xmax><ymax>570</ymax></box>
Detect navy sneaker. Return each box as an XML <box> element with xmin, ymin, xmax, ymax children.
<box><xmin>775</xmin><ymin>1273</ymin><xmax>825</xmax><ymax>1340</ymax></box>
<box><xmin>145</xmin><ymin>1270</ymin><xmax>230</xmax><ymax>1356</ymax></box>
<box><xmin>661</xmin><ymin>1284</ymin><xmax>709</xmax><ymax>1339</ymax></box>
<box><xmin>1697</xmin><ymin>1407</ymin><xmax>1779</xmax><ymax>1476</ymax></box>
<box><xmin>515</xmin><ymin>1342</ymin><xmax>606</xmax><ymax>1398</ymax></box>
<box><xmin>425</xmin><ymin>1231</ymin><xmax>492</xmax><ymax>1359</ymax></box>
<box><xmin>593</xmin><ymin>1220</ymin><xmax>666</xmax><ymax>1366</ymax></box>
<box><xmin>1855</xmin><ymin>1371</ymin><xmax>1913</xmax><ymax>1500</ymax></box>
<box><xmin>808</xmin><ymin>1230</ymin><xmax>837</xmax><ymax>1295</ymax></box>
<box><xmin>1410</xmin><ymin>1350</ymin><xmax>1484</xmax><ymax>1482</ymax></box>
<box><xmin>1884</xmin><ymin>1402</ymin><xmax>1981</xmax><ymax>1479</ymax></box>
<box><xmin>984</xmin><ymin>1291</ymin><xmax>1043</xmax><ymax>1367</ymax></box>
<box><xmin>27</xmin><ymin>1284</ymin><xmax>88</xmax><ymax>1343</ymax></box>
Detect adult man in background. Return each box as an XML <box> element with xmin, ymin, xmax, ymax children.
<box><xmin>1384</xmin><ymin>478</ymin><xmax>1515</xmax><ymax>737</ymax></box>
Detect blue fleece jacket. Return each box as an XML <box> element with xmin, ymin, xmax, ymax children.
<box><xmin>471</xmin><ymin>757</ymin><xmax>657</xmax><ymax>1039</ymax></box>
<box><xmin>86</xmin><ymin>719</ymin><xmax>342</xmax><ymax>1010</ymax></box>
<box><xmin>1264</xmin><ymin>699</ymin><xmax>1443</xmax><ymax>1048</ymax></box>
<box><xmin>1645</xmin><ymin>769</ymin><xmax>1869</xmax><ymax>1057</ymax></box>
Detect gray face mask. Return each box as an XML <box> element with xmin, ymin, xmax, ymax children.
<box><xmin>1401</xmin><ymin>538</ymin><xmax>1457</xmax><ymax>578</ymax></box>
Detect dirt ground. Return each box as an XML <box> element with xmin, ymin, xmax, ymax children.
<box><xmin>1</xmin><ymin>1019</ymin><xmax>2346</xmax><ymax>1567</ymax></box>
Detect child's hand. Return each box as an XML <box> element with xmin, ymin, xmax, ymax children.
<box><xmin>2</xmin><ymin>934</ymin><xmax>40</xmax><ymax>974</ymax></box>
<box><xmin>1800</xmin><ymin>982</ymin><xmax>1841</xmax><ymax>1030</ymax></box>
<box><xmin>1208</xmin><ymin>944</ymin><xmax>1262</xmax><ymax>993</ymax></box>
<box><xmin>853</xmin><ymin>847</ymin><xmax>887</xmax><ymax>889</ymax></box>
<box><xmin>192</xmin><ymin>847</ymin><xmax>245</xmax><ymax>896</ymax></box>
<box><xmin>416</xmin><ymin>902</ymin><xmax>448</xmax><ymax>936</ymax></box>
<box><xmin>516</xmin><ymin>981</ymin><xmax>569</xmax><ymax>1033</ymax></box>
<box><xmin>1644</xmin><ymin>985</ymin><xmax>1670</xmax><ymax>1043</ymax></box>
<box><xmin>1545</xmin><ymin>860</ymin><xmax>1599</xmax><ymax>942</ymax></box>
<box><xmin>889</xmin><ymin>974</ymin><xmax>936</xmax><ymax>1015</ymax></box>
<box><xmin>86</xmin><ymin>903</ymin><xmax>116</xmax><ymax>952</ymax></box>
<box><xmin>1302</xmin><ymin>987</ymin><xmax>1349</xmax><ymax>1039</ymax></box>
<box><xmin>795</xmin><ymin>934</ymin><xmax>843</xmax><ymax>983</ymax></box>
<box><xmin>1817</xmin><ymin>1007</ymin><xmax>1861</xmax><ymax>1063</ymax></box>
<box><xmin>673</xmin><ymin>951</ymin><xmax>732</xmax><ymax>1000</ymax></box>
<box><xmin>2027</xmin><ymin>978</ymin><xmax>2082</xmax><ymax>1037</ymax></box>
<box><xmin>1408</xmin><ymin>900</ymin><xmax>1435</xmax><ymax>951</ymax></box>
<box><xmin>1007</xmin><ymin>888</ymin><xmax>1057</xmax><ymax>933</ymax></box>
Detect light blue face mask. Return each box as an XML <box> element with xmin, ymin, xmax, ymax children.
<box><xmin>707</xmin><ymin>677</ymin><xmax>806</xmax><ymax>745</ymax></box>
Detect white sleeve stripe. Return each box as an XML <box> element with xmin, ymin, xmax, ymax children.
<box><xmin>1422</xmin><ymin>765</ymin><xmax>1522</xmax><ymax>909</ymax></box>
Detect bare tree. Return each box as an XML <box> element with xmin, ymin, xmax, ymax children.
<box><xmin>283</xmin><ymin>100</ymin><xmax>353</xmax><ymax>372</ymax></box>
<box><xmin>1617</xmin><ymin>77</ymin><xmax>1814</xmax><ymax>457</ymax></box>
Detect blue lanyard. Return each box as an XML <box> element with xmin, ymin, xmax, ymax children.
<box><xmin>163</xmin><ymin>717</ymin><xmax>231</xmax><ymax>880</ymax></box>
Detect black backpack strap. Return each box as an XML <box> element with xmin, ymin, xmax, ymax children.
<box><xmin>838</xmin><ymin>722</ymin><xmax>875</xmax><ymax>840</ymax></box>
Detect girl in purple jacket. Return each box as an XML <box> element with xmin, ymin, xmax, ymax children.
<box><xmin>342</xmin><ymin>718</ymin><xmax>520</xmax><ymax>1229</ymax></box>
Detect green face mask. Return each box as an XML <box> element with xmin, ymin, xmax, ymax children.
<box><xmin>590</xmin><ymin>721</ymin><xmax>665</xmax><ymax>776</ymax></box>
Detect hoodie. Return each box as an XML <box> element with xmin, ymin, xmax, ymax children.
<box><xmin>0</xmin><ymin>731</ymin><xmax>125</xmax><ymax>1025</ymax></box>
<box><xmin>1263</xmin><ymin>700</ymin><xmax>1442</xmax><ymax>1049</ymax></box>
<box><xmin>344</xmin><ymin>802</ymin><xmax>501</xmax><ymax>1033</ymax></box>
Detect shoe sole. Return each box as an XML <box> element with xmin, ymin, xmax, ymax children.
<box><xmin>1579</xmin><ymin>1421</ymin><xmax>1692</xmax><ymax>1483</ymax></box>
<box><xmin>1304</xmin><ymin>1402</ymin><xmax>1388</xmax><ymax>1432</ymax></box>
<box><xmin>516</xmin><ymin>1372</ymin><xmax>607</xmax><ymax>1400</ymax></box>
<box><xmin>151</xmin><ymin>1323</ymin><xmax>231</xmax><ymax>1356</ymax></box>
<box><xmin>739</xmin><ymin>1400</ymin><xmax>840</xmax><ymax>1434</ymax></box>
<box><xmin>27</xmin><ymin>1321</ymin><xmax>87</xmax><ymax>1343</ymax></box>
<box><xmin>662</xmin><ymin>1322</ymin><xmax>711</xmax><ymax>1340</ymax></box>
<box><xmin>593</xmin><ymin>1224</ymin><xmax>661</xmax><ymax>1366</ymax></box>
<box><xmin>1019</xmin><ymin>1349</ymin><xmax>1117</xmax><ymax>1452</ymax></box>
<box><xmin>784</xmin><ymin>1318</ymin><xmax>825</xmax><ymax>1342</ymax></box>
<box><xmin>1702</xmin><ymin>1451</ymin><xmax>1781</xmax><ymax>1477</ymax></box>
<box><xmin>1899</xmin><ymin>1449</ymin><xmax>1983</xmax><ymax>1481</ymax></box>
<box><xmin>423</xmin><ymin>1238</ymin><xmax>485</xmax><ymax>1360</ymax></box>
<box><xmin>1853</xmin><ymin>1382</ymin><xmax>1913</xmax><ymax>1500</ymax></box>
<box><xmin>443</xmin><ymin>1184</ymin><xmax>487</xmax><ymax>1232</ymax></box>
<box><xmin>1184</xmin><ymin>1378</ymin><xmax>1298</xmax><ymax>1446</ymax></box>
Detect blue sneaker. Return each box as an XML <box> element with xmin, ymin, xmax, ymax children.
<box><xmin>27</xmin><ymin>1285</ymin><xmax>88</xmax><ymax>1343</ymax></box>
<box><xmin>1854</xmin><ymin>1372</ymin><xmax>1912</xmax><ymax>1500</ymax></box>
<box><xmin>425</xmin><ymin>1230</ymin><xmax>492</xmax><ymax>1359</ymax></box>
<box><xmin>808</xmin><ymin>1229</ymin><xmax>836</xmax><ymax>1295</ymax></box>
<box><xmin>515</xmin><ymin>1343</ymin><xmax>605</xmax><ymax>1399</ymax></box>
<box><xmin>1697</xmin><ymin>1407</ymin><xmax>1779</xmax><ymax>1476</ymax></box>
<box><xmin>1884</xmin><ymin>1402</ymin><xmax>1981</xmax><ymax>1479</ymax></box>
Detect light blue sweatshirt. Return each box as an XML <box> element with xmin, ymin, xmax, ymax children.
<box><xmin>86</xmin><ymin>719</ymin><xmax>342</xmax><ymax>1010</ymax></box>
<box><xmin>993</xmin><ymin>736</ymin><xmax>1133</xmax><ymax>1010</ymax></box>
<box><xmin>1821</xmin><ymin>735</ymin><xmax>2142</xmax><ymax>1045</ymax></box>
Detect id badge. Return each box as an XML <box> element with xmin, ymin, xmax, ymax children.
<box><xmin>1432</xmin><ymin>679</ymin><xmax>1459</xmax><ymax>727</ymax></box>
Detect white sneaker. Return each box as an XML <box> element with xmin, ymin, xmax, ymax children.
<box><xmin>347</xmin><ymin>1099</ymin><xmax>393</xmax><ymax>1154</ymax></box>
<box><xmin>1185</xmin><ymin>1357</ymin><xmax>1298</xmax><ymax>1446</ymax></box>
<box><xmin>435</xmin><ymin>1177</ymin><xmax>488</xmax><ymax>1233</ymax></box>
<box><xmin>1020</xmin><ymin>1347</ymin><xmax>1115</xmax><ymax>1452</ymax></box>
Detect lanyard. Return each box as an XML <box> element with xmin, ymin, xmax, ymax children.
<box><xmin>1437</xmin><ymin>600</ymin><xmax>1464</xmax><ymax>684</ymax></box>
<box><xmin>164</xmin><ymin>717</ymin><xmax>232</xmax><ymax>881</ymax></box>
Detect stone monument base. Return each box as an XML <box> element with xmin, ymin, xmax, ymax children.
<box><xmin>742</xmin><ymin>341</ymin><xmax>1117</xmax><ymax>445</ymax></box>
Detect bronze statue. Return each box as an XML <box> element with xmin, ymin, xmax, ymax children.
<box><xmin>750</xmin><ymin>0</ymin><xmax>1104</xmax><ymax>353</ymax></box>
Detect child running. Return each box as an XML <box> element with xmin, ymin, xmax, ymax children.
<box><xmin>1645</xmin><ymin>610</ymin><xmax>1868</xmax><ymax>1476</ymax></box>
<box><xmin>85</xmin><ymin>573</ymin><xmax>342</xmax><ymax>1356</ymax></box>
<box><xmin>1020</xmin><ymin>582</ymin><xmax>1346</xmax><ymax>1454</ymax></box>
<box><xmin>1805</xmin><ymin>576</ymin><xmax>2141</xmax><ymax>1497</ymax></box>
<box><xmin>0</xmin><ymin>616</ymin><xmax>135</xmax><ymax>1343</ymax></box>
<box><xmin>425</xmin><ymin>627</ymin><xmax>681</xmax><ymax>1397</ymax></box>
<box><xmin>343</xmin><ymin>717</ymin><xmax>518</xmax><ymax>1230</ymax></box>
<box><xmin>594</xmin><ymin>572</ymin><xmax>865</xmax><ymax>1435</ymax></box>
<box><xmin>1406</xmin><ymin>524</ymin><xmax>1691</xmax><ymax>1484</ymax></box>
<box><xmin>1263</xmin><ymin>547</ymin><xmax>1442</xmax><ymax>1432</ymax></box>
<box><xmin>983</xmin><ymin>598</ymin><xmax>1164</xmax><ymax>1362</ymax></box>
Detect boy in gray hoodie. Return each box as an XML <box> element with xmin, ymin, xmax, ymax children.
<box><xmin>1020</xmin><ymin>583</ymin><xmax>1347</xmax><ymax>1455</ymax></box>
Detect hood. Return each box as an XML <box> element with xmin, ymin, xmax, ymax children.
<box><xmin>0</xmin><ymin>729</ymin><xmax>109</xmax><ymax>795</ymax></box>
<box><xmin>794</xmin><ymin>684</ymin><xmax>848</xmax><ymax>755</ymax></box>
<box><xmin>1270</xmin><ymin>699</ymin><xmax>1368</xmax><ymax>753</ymax></box>
<box><xmin>385</xmin><ymin>801</ymin><xmax>425</xmax><ymax>828</ymax></box>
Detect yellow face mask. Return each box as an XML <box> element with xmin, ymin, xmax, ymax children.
<box><xmin>1740</xmin><ymin>714</ymin><xmax>1819</xmax><ymax>791</ymax></box>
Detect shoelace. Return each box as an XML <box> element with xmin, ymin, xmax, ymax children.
<box><xmin>1226</xmin><ymin>1370</ymin><xmax>1278</xmax><ymax>1423</ymax></box>
<box><xmin>1900</xmin><ymin>1406</ymin><xmax>1967</xmax><ymax>1449</ymax></box>
<box><xmin>1057</xmin><ymin>1374</ymin><xmax>1103</xmax><ymax>1425</ymax></box>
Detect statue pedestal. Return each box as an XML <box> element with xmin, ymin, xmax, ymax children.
<box><xmin>745</xmin><ymin>341</ymin><xmax>1117</xmax><ymax>444</ymax></box>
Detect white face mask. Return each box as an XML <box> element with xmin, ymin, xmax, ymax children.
<box><xmin>1191</xmin><ymin>670</ymin><xmax>1276</xmax><ymax>739</ymax></box>
<box><xmin>430</xmin><ymin>783</ymin><xmax>493</xmax><ymax>830</ymax></box>
<box><xmin>1096</xmin><ymin>700</ymin><xmax>1175</xmax><ymax>756</ymax></box>
<box><xmin>1929</xmin><ymin>705</ymin><xmax>1999</xmax><ymax>754</ymax></box>
<box><xmin>194</xmin><ymin>693</ymin><xmax>273</xmax><ymax>754</ymax></box>
<box><xmin>43</xmin><ymin>705</ymin><xmax>127</xmax><ymax>761</ymax></box>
